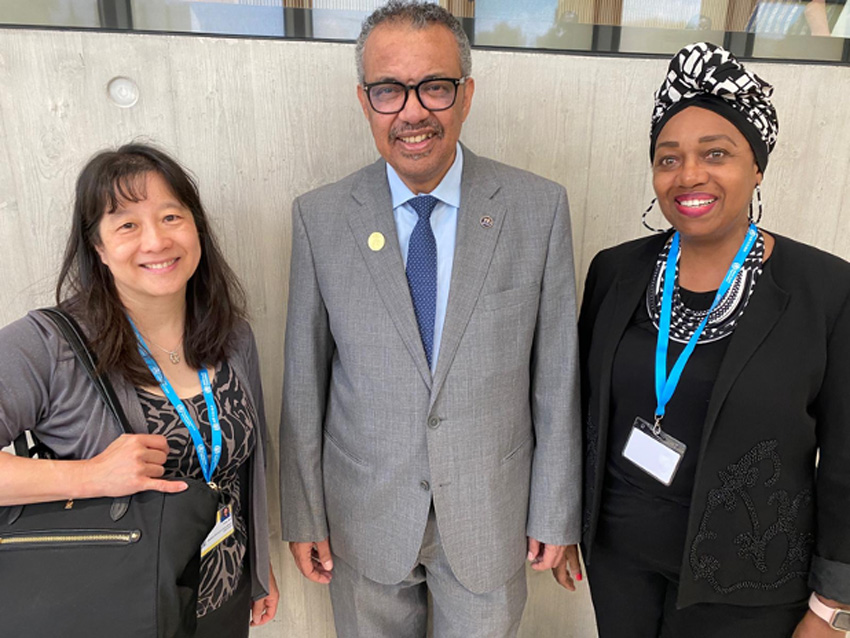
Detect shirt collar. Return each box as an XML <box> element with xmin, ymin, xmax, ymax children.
<box><xmin>386</xmin><ymin>143</ymin><xmax>463</xmax><ymax>210</ymax></box>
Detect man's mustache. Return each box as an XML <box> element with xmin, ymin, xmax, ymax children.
<box><xmin>389</xmin><ymin>119</ymin><xmax>445</xmax><ymax>141</ymax></box>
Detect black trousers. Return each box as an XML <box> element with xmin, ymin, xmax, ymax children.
<box><xmin>587</xmin><ymin>485</ymin><xmax>807</xmax><ymax>638</ymax></box>
<box><xmin>588</xmin><ymin>540</ymin><xmax>807</xmax><ymax>638</ymax></box>
<box><xmin>194</xmin><ymin>566</ymin><xmax>252</xmax><ymax>638</ymax></box>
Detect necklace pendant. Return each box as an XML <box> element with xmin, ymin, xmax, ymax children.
<box><xmin>169</xmin><ymin>351</ymin><xmax>181</xmax><ymax>365</ymax></box>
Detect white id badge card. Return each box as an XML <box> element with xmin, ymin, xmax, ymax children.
<box><xmin>201</xmin><ymin>504</ymin><xmax>235</xmax><ymax>557</ymax></box>
<box><xmin>622</xmin><ymin>417</ymin><xmax>687</xmax><ymax>486</ymax></box>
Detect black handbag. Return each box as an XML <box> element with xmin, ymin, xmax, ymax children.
<box><xmin>0</xmin><ymin>308</ymin><xmax>220</xmax><ymax>638</ymax></box>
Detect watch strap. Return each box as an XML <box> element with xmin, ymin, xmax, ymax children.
<box><xmin>809</xmin><ymin>592</ymin><xmax>850</xmax><ymax>631</ymax></box>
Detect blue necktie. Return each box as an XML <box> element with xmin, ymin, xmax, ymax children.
<box><xmin>406</xmin><ymin>195</ymin><xmax>438</xmax><ymax>368</ymax></box>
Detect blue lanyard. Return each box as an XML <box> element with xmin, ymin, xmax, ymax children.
<box><xmin>654</xmin><ymin>224</ymin><xmax>758</xmax><ymax>429</ymax></box>
<box><xmin>130</xmin><ymin>321</ymin><xmax>221</xmax><ymax>486</ymax></box>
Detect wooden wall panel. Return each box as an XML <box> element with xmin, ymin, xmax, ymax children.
<box><xmin>1</xmin><ymin>29</ymin><xmax>849</xmax><ymax>638</ymax></box>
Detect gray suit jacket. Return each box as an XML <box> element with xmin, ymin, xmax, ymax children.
<box><xmin>280</xmin><ymin>147</ymin><xmax>581</xmax><ymax>594</ymax></box>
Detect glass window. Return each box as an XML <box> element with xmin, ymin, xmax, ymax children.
<box><xmin>1</xmin><ymin>0</ymin><xmax>848</xmax><ymax>64</ymax></box>
<box><xmin>0</xmin><ymin>0</ymin><xmax>99</xmax><ymax>28</ymax></box>
<box><xmin>130</xmin><ymin>0</ymin><xmax>285</xmax><ymax>37</ymax></box>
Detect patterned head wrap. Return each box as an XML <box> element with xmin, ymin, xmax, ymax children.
<box><xmin>650</xmin><ymin>42</ymin><xmax>778</xmax><ymax>172</ymax></box>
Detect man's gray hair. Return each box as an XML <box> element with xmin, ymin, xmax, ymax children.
<box><xmin>355</xmin><ymin>1</ymin><xmax>472</xmax><ymax>85</ymax></box>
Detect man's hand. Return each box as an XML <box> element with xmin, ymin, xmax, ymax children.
<box><xmin>528</xmin><ymin>538</ymin><xmax>583</xmax><ymax>591</ymax></box>
<box><xmin>289</xmin><ymin>539</ymin><xmax>334</xmax><ymax>584</ymax></box>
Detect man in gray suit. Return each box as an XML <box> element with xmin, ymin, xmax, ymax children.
<box><xmin>281</xmin><ymin>2</ymin><xmax>582</xmax><ymax>635</ymax></box>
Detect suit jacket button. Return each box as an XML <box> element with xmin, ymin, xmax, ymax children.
<box><xmin>420</xmin><ymin>480</ymin><xmax>430</xmax><ymax>492</ymax></box>
<box><xmin>428</xmin><ymin>416</ymin><xmax>441</xmax><ymax>429</ymax></box>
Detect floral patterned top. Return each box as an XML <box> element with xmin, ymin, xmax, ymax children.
<box><xmin>138</xmin><ymin>360</ymin><xmax>256</xmax><ymax>617</ymax></box>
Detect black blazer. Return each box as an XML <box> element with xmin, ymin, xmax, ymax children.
<box><xmin>579</xmin><ymin>231</ymin><xmax>850</xmax><ymax>609</ymax></box>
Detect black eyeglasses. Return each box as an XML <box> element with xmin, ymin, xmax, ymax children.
<box><xmin>363</xmin><ymin>77</ymin><xmax>468</xmax><ymax>115</ymax></box>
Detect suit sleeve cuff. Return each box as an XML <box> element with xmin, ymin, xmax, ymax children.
<box><xmin>526</xmin><ymin>520</ymin><xmax>581</xmax><ymax>547</ymax></box>
<box><xmin>809</xmin><ymin>554</ymin><xmax>850</xmax><ymax>605</ymax></box>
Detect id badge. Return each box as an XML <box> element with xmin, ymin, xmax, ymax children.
<box><xmin>201</xmin><ymin>504</ymin><xmax>235</xmax><ymax>557</ymax></box>
<box><xmin>622</xmin><ymin>417</ymin><xmax>687</xmax><ymax>486</ymax></box>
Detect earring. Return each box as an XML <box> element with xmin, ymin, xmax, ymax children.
<box><xmin>748</xmin><ymin>184</ymin><xmax>763</xmax><ymax>225</ymax></box>
<box><xmin>642</xmin><ymin>197</ymin><xmax>667</xmax><ymax>233</ymax></box>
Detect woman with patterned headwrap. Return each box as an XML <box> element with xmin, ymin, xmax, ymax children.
<box><xmin>572</xmin><ymin>43</ymin><xmax>850</xmax><ymax>636</ymax></box>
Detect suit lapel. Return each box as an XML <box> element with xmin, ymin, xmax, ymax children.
<box><xmin>700</xmin><ymin>266</ymin><xmax>789</xmax><ymax>447</ymax></box>
<box><xmin>347</xmin><ymin>159</ymin><xmax>433</xmax><ymax>390</ymax></box>
<box><xmin>430</xmin><ymin>150</ymin><xmax>505</xmax><ymax>405</ymax></box>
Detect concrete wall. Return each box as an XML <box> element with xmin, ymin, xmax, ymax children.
<box><xmin>1</xmin><ymin>28</ymin><xmax>849</xmax><ymax>637</ymax></box>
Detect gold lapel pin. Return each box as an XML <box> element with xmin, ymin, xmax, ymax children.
<box><xmin>480</xmin><ymin>216</ymin><xmax>494</xmax><ymax>229</ymax></box>
<box><xmin>368</xmin><ymin>232</ymin><xmax>385</xmax><ymax>252</ymax></box>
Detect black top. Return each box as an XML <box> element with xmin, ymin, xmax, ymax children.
<box><xmin>606</xmin><ymin>287</ymin><xmax>730</xmax><ymax>505</ymax></box>
<box><xmin>580</xmin><ymin>232</ymin><xmax>850</xmax><ymax>608</ymax></box>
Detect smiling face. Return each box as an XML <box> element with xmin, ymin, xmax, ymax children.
<box><xmin>653</xmin><ymin>106</ymin><xmax>762</xmax><ymax>246</ymax></box>
<box><xmin>356</xmin><ymin>22</ymin><xmax>474</xmax><ymax>194</ymax></box>
<box><xmin>95</xmin><ymin>171</ymin><xmax>201</xmax><ymax>308</ymax></box>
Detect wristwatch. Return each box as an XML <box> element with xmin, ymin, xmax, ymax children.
<box><xmin>809</xmin><ymin>592</ymin><xmax>850</xmax><ymax>631</ymax></box>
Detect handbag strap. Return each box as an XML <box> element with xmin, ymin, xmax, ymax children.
<box><xmin>12</xmin><ymin>434</ymin><xmax>31</xmax><ymax>458</ymax></box>
<box><xmin>38</xmin><ymin>307</ymin><xmax>134</xmax><ymax>436</ymax></box>
<box><xmin>8</xmin><ymin>308</ymin><xmax>135</xmax><ymax>522</ymax></box>
<box><xmin>11</xmin><ymin>308</ymin><xmax>135</xmax><ymax>459</ymax></box>
<box><xmin>7</xmin><ymin>308</ymin><xmax>133</xmax><ymax>525</ymax></box>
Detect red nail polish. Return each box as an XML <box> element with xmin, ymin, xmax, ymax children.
<box><xmin>576</xmin><ymin>573</ymin><xmax>583</xmax><ymax>581</ymax></box>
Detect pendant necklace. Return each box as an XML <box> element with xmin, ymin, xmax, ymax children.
<box><xmin>144</xmin><ymin>336</ymin><xmax>183</xmax><ymax>365</ymax></box>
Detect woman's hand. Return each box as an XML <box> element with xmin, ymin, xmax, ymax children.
<box><xmin>793</xmin><ymin>595</ymin><xmax>850</xmax><ymax>638</ymax></box>
<box><xmin>80</xmin><ymin>434</ymin><xmax>187</xmax><ymax>497</ymax></box>
<box><xmin>0</xmin><ymin>433</ymin><xmax>185</xmax><ymax>505</ymax></box>
<box><xmin>250</xmin><ymin>564</ymin><xmax>280</xmax><ymax>627</ymax></box>
<box><xmin>550</xmin><ymin>544</ymin><xmax>584</xmax><ymax>591</ymax></box>
<box><xmin>792</xmin><ymin>609</ymin><xmax>845</xmax><ymax>637</ymax></box>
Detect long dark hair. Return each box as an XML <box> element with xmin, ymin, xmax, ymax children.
<box><xmin>56</xmin><ymin>143</ymin><xmax>247</xmax><ymax>385</ymax></box>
